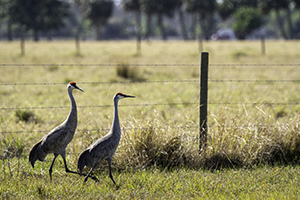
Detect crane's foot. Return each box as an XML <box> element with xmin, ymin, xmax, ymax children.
<box><xmin>109</xmin><ymin>172</ymin><xmax>116</xmax><ymax>185</ymax></box>
<box><xmin>90</xmin><ymin>175</ymin><xmax>99</xmax><ymax>182</ymax></box>
<box><xmin>66</xmin><ymin>169</ymin><xmax>99</xmax><ymax>182</ymax></box>
<box><xmin>49</xmin><ymin>169</ymin><xmax>53</xmax><ymax>182</ymax></box>
<box><xmin>110</xmin><ymin>176</ymin><xmax>116</xmax><ymax>185</ymax></box>
<box><xmin>84</xmin><ymin>174</ymin><xmax>98</xmax><ymax>182</ymax></box>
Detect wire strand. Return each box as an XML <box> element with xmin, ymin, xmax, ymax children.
<box><xmin>1</xmin><ymin>102</ymin><xmax>299</xmax><ymax>111</ymax></box>
<box><xmin>210</xmin><ymin>80</ymin><xmax>300</xmax><ymax>83</ymax></box>
<box><xmin>2</xmin><ymin>79</ymin><xmax>300</xmax><ymax>86</ymax></box>
<box><xmin>0</xmin><ymin>103</ymin><xmax>197</xmax><ymax>110</ymax></box>
<box><xmin>1</xmin><ymin>124</ymin><xmax>290</xmax><ymax>135</ymax></box>
<box><xmin>209</xmin><ymin>103</ymin><xmax>300</xmax><ymax>105</ymax></box>
<box><xmin>0</xmin><ymin>63</ymin><xmax>199</xmax><ymax>67</ymax></box>
<box><xmin>1</xmin><ymin>63</ymin><xmax>300</xmax><ymax>67</ymax></box>
<box><xmin>210</xmin><ymin>64</ymin><xmax>300</xmax><ymax>67</ymax></box>
<box><xmin>0</xmin><ymin>125</ymin><xmax>198</xmax><ymax>135</ymax></box>
<box><xmin>0</xmin><ymin>80</ymin><xmax>199</xmax><ymax>86</ymax></box>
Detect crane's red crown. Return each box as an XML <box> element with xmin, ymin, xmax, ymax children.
<box><xmin>70</xmin><ymin>81</ymin><xmax>76</xmax><ymax>86</ymax></box>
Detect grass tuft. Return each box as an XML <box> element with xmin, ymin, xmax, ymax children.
<box><xmin>0</xmin><ymin>136</ymin><xmax>24</xmax><ymax>159</ymax></box>
<box><xmin>15</xmin><ymin>110</ymin><xmax>38</xmax><ymax>123</ymax></box>
<box><xmin>48</xmin><ymin>65</ymin><xmax>59</xmax><ymax>72</ymax></box>
<box><xmin>116</xmin><ymin>63</ymin><xmax>145</xmax><ymax>82</ymax></box>
<box><xmin>119</xmin><ymin>120</ymin><xmax>197</xmax><ymax>170</ymax></box>
<box><xmin>232</xmin><ymin>50</ymin><xmax>248</xmax><ymax>59</ymax></box>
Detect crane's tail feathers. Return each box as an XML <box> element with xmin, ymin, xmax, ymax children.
<box><xmin>77</xmin><ymin>150</ymin><xmax>89</xmax><ymax>174</ymax></box>
<box><xmin>29</xmin><ymin>141</ymin><xmax>42</xmax><ymax>168</ymax></box>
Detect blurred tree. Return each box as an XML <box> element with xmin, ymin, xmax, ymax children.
<box><xmin>142</xmin><ymin>0</ymin><xmax>179</xmax><ymax>40</ymax></box>
<box><xmin>88</xmin><ymin>0</ymin><xmax>113</xmax><ymax>40</ymax></box>
<box><xmin>218</xmin><ymin>0</ymin><xmax>295</xmax><ymax>39</ymax></box>
<box><xmin>8</xmin><ymin>0</ymin><xmax>70</xmax><ymax>41</ymax></box>
<box><xmin>175</xmin><ymin>0</ymin><xmax>189</xmax><ymax>40</ymax></box>
<box><xmin>233</xmin><ymin>7</ymin><xmax>263</xmax><ymax>39</ymax></box>
<box><xmin>72</xmin><ymin>0</ymin><xmax>91</xmax><ymax>37</ymax></box>
<box><xmin>122</xmin><ymin>0</ymin><xmax>142</xmax><ymax>52</ymax></box>
<box><xmin>294</xmin><ymin>0</ymin><xmax>300</xmax><ymax>7</ymax></box>
<box><xmin>218</xmin><ymin>0</ymin><xmax>258</xmax><ymax>19</ymax></box>
<box><xmin>0</xmin><ymin>0</ymin><xmax>13</xmax><ymax>40</ymax></box>
<box><xmin>185</xmin><ymin>0</ymin><xmax>217</xmax><ymax>40</ymax></box>
<box><xmin>258</xmin><ymin>0</ymin><xmax>292</xmax><ymax>39</ymax></box>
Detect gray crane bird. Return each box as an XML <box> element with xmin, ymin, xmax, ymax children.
<box><xmin>77</xmin><ymin>92</ymin><xmax>135</xmax><ymax>184</ymax></box>
<box><xmin>29</xmin><ymin>81</ymin><xmax>84</xmax><ymax>180</ymax></box>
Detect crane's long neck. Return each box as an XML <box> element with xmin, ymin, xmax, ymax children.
<box><xmin>65</xmin><ymin>88</ymin><xmax>77</xmax><ymax>129</ymax></box>
<box><xmin>111</xmin><ymin>99</ymin><xmax>121</xmax><ymax>138</ymax></box>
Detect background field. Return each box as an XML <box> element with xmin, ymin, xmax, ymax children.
<box><xmin>1</xmin><ymin>40</ymin><xmax>300</xmax><ymax>199</ymax></box>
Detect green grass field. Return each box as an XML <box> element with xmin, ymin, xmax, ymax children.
<box><xmin>1</xmin><ymin>40</ymin><xmax>300</xmax><ymax>199</ymax></box>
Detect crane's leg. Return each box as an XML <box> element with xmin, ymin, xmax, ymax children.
<box><xmin>61</xmin><ymin>152</ymin><xmax>99</xmax><ymax>182</ymax></box>
<box><xmin>107</xmin><ymin>157</ymin><xmax>116</xmax><ymax>185</ymax></box>
<box><xmin>60</xmin><ymin>151</ymin><xmax>77</xmax><ymax>174</ymax></box>
<box><xmin>84</xmin><ymin>167</ymin><xmax>95</xmax><ymax>183</ymax></box>
<box><xmin>49</xmin><ymin>154</ymin><xmax>58</xmax><ymax>181</ymax></box>
<box><xmin>62</xmin><ymin>156</ymin><xmax>77</xmax><ymax>174</ymax></box>
<box><xmin>83</xmin><ymin>162</ymin><xmax>101</xmax><ymax>183</ymax></box>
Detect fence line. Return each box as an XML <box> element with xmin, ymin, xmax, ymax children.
<box><xmin>0</xmin><ymin>80</ymin><xmax>199</xmax><ymax>86</ymax></box>
<box><xmin>0</xmin><ymin>103</ymin><xmax>198</xmax><ymax>111</ymax></box>
<box><xmin>209</xmin><ymin>103</ymin><xmax>300</xmax><ymax>105</ymax></box>
<box><xmin>0</xmin><ymin>125</ymin><xmax>199</xmax><ymax>135</ymax></box>
<box><xmin>210</xmin><ymin>64</ymin><xmax>300</xmax><ymax>67</ymax></box>
<box><xmin>2</xmin><ymin>57</ymin><xmax>300</xmax><ymax>152</ymax></box>
<box><xmin>1</xmin><ymin>63</ymin><xmax>300</xmax><ymax>67</ymax></box>
<box><xmin>0</xmin><ymin>63</ymin><xmax>199</xmax><ymax>67</ymax></box>
<box><xmin>1</xmin><ymin>79</ymin><xmax>300</xmax><ymax>86</ymax></box>
<box><xmin>2</xmin><ymin>102</ymin><xmax>300</xmax><ymax>111</ymax></box>
<box><xmin>210</xmin><ymin>80</ymin><xmax>300</xmax><ymax>83</ymax></box>
<box><xmin>0</xmin><ymin>124</ymin><xmax>288</xmax><ymax>135</ymax></box>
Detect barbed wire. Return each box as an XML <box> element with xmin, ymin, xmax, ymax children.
<box><xmin>0</xmin><ymin>80</ymin><xmax>198</xmax><ymax>86</ymax></box>
<box><xmin>209</xmin><ymin>103</ymin><xmax>300</xmax><ymax>105</ymax></box>
<box><xmin>210</xmin><ymin>80</ymin><xmax>300</xmax><ymax>83</ymax></box>
<box><xmin>1</xmin><ymin>102</ymin><xmax>299</xmax><ymax>111</ymax></box>
<box><xmin>1</xmin><ymin>79</ymin><xmax>300</xmax><ymax>86</ymax></box>
<box><xmin>1</xmin><ymin>63</ymin><xmax>300</xmax><ymax>67</ymax></box>
<box><xmin>0</xmin><ymin>125</ymin><xmax>198</xmax><ymax>135</ymax></box>
<box><xmin>210</xmin><ymin>64</ymin><xmax>300</xmax><ymax>67</ymax></box>
<box><xmin>2</xmin><ymin>63</ymin><xmax>299</xmax><ymax>136</ymax></box>
<box><xmin>0</xmin><ymin>103</ymin><xmax>197</xmax><ymax>110</ymax></box>
<box><xmin>0</xmin><ymin>124</ymin><xmax>290</xmax><ymax>135</ymax></box>
<box><xmin>0</xmin><ymin>63</ymin><xmax>199</xmax><ymax>67</ymax></box>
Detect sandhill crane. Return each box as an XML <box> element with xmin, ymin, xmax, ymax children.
<box><xmin>29</xmin><ymin>81</ymin><xmax>84</xmax><ymax>181</ymax></box>
<box><xmin>77</xmin><ymin>92</ymin><xmax>135</xmax><ymax>184</ymax></box>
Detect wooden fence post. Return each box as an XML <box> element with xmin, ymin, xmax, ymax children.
<box><xmin>199</xmin><ymin>52</ymin><xmax>209</xmax><ymax>153</ymax></box>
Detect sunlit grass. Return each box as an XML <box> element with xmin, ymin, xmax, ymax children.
<box><xmin>1</xmin><ymin>158</ymin><xmax>299</xmax><ymax>199</ymax></box>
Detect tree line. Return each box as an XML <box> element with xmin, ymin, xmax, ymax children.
<box><xmin>0</xmin><ymin>0</ymin><xmax>300</xmax><ymax>42</ymax></box>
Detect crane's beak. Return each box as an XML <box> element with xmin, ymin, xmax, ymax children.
<box><xmin>124</xmin><ymin>94</ymin><xmax>135</xmax><ymax>98</ymax></box>
<box><xmin>76</xmin><ymin>86</ymin><xmax>84</xmax><ymax>92</ymax></box>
